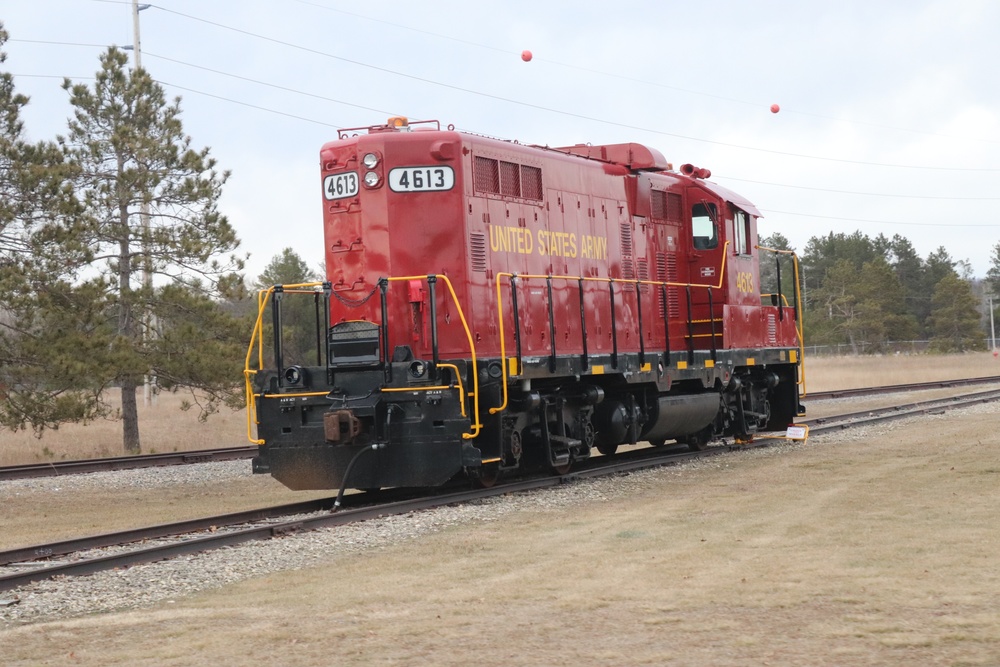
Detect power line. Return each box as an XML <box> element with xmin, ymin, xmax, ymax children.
<box><xmin>145</xmin><ymin>52</ymin><xmax>400</xmax><ymax>119</ymax></box>
<box><xmin>18</xmin><ymin>12</ymin><xmax>1000</xmax><ymax>173</ymax></box>
<box><xmin>761</xmin><ymin>209</ymin><xmax>1000</xmax><ymax>228</ymax></box>
<box><xmin>722</xmin><ymin>175</ymin><xmax>1000</xmax><ymax>201</ymax></box>
<box><xmin>155</xmin><ymin>80</ymin><xmax>341</xmax><ymax>128</ymax></box>
<box><xmin>290</xmin><ymin>0</ymin><xmax>1000</xmax><ymax>147</ymax></box>
<box><xmin>144</xmin><ymin>4</ymin><xmax>1000</xmax><ymax>173</ymax></box>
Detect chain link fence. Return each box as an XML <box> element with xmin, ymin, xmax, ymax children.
<box><xmin>803</xmin><ymin>339</ymin><xmax>997</xmax><ymax>356</ymax></box>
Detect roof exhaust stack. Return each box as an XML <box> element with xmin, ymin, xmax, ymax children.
<box><xmin>680</xmin><ymin>163</ymin><xmax>711</xmax><ymax>179</ymax></box>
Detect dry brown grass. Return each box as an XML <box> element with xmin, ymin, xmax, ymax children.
<box><xmin>3</xmin><ymin>403</ymin><xmax>999</xmax><ymax>665</ymax></box>
<box><xmin>804</xmin><ymin>350</ymin><xmax>1000</xmax><ymax>392</ymax></box>
<box><xmin>1</xmin><ymin>352</ymin><xmax>997</xmax><ymax>466</ymax></box>
<box><xmin>0</xmin><ymin>471</ymin><xmax>330</xmax><ymax>550</ymax></box>
<box><xmin>0</xmin><ymin>392</ymin><xmax>247</xmax><ymax>466</ymax></box>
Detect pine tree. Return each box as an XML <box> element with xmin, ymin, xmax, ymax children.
<box><xmin>986</xmin><ymin>242</ymin><xmax>1000</xmax><ymax>297</ymax></box>
<box><xmin>56</xmin><ymin>48</ymin><xmax>245</xmax><ymax>453</ymax></box>
<box><xmin>0</xmin><ymin>24</ymin><xmax>102</xmax><ymax>431</ymax></box>
<box><xmin>757</xmin><ymin>232</ymin><xmax>796</xmax><ymax>307</ymax></box>
<box><xmin>253</xmin><ymin>248</ymin><xmax>322</xmax><ymax>368</ymax></box>
<box><xmin>255</xmin><ymin>247</ymin><xmax>318</xmax><ymax>289</ymax></box>
<box><xmin>887</xmin><ymin>235</ymin><xmax>929</xmax><ymax>334</ymax></box>
<box><xmin>928</xmin><ymin>274</ymin><xmax>984</xmax><ymax>352</ymax></box>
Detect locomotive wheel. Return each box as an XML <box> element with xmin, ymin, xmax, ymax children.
<box><xmin>684</xmin><ymin>429</ymin><xmax>712</xmax><ymax>452</ymax></box>
<box><xmin>551</xmin><ymin>461</ymin><xmax>572</xmax><ymax>475</ymax></box>
<box><xmin>474</xmin><ymin>463</ymin><xmax>501</xmax><ymax>488</ymax></box>
<box><xmin>596</xmin><ymin>442</ymin><xmax>619</xmax><ymax>456</ymax></box>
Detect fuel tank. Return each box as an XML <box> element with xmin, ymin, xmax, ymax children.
<box><xmin>639</xmin><ymin>392</ymin><xmax>720</xmax><ymax>444</ymax></box>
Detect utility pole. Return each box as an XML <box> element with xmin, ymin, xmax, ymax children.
<box><xmin>129</xmin><ymin>0</ymin><xmax>156</xmax><ymax>406</ymax></box>
<box><xmin>990</xmin><ymin>296</ymin><xmax>996</xmax><ymax>352</ymax></box>
<box><xmin>131</xmin><ymin>0</ymin><xmax>143</xmax><ymax>68</ymax></box>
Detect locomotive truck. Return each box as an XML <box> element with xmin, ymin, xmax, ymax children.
<box><xmin>244</xmin><ymin>118</ymin><xmax>804</xmax><ymax>491</ymax></box>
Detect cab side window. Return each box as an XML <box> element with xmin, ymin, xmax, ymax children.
<box><xmin>734</xmin><ymin>209</ymin><xmax>750</xmax><ymax>255</ymax></box>
<box><xmin>692</xmin><ymin>203</ymin><xmax>718</xmax><ymax>250</ymax></box>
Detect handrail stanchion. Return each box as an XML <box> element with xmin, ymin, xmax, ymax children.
<box><xmin>379</xmin><ymin>278</ymin><xmax>390</xmax><ymax>382</ymax></box>
<box><xmin>609</xmin><ymin>279</ymin><xmax>619</xmax><ymax>369</ymax></box>
<box><xmin>546</xmin><ymin>275</ymin><xmax>557</xmax><ymax>373</ymax></box>
<box><xmin>635</xmin><ymin>280</ymin><xmax>645</xmax><ymax>368</ymax></box>
<box><xmin>510</xmin><ymin>275</ymin><xmax>523</xmax><ymax>372</ymax></box>
<box><xmin>578</xmin><ymin>278</ymin><xmax>589</xmax><ymax>371</ymax></box>
<box><xmin>776</xmin><ymin>256</ymin><xmax>784</xmax><ymax>322</ymax></box>
<box><xmin>660</xmin><ymin>283</ymin><xmax>671</xmax><ymax>367</ymax></box>
<box><xmin>322</xmin><ymin>282</ymin><xmax>332</xmax><ymax>369</ymax></box>
<box><xmin>272</xmin><ymin>286</ymin><xmax>285</xmax><ymax>388</ymax></box>
<box><xmin>427</xmin><ymin>275</ymin><xmax>440</xmax><ymax>380</ymax></box>
<box><xmin>707</xmin><ymin>286</ymin><xmax>717</xmax><ymax>363</ymax></box>
<box><xmin>685</xmin><ymin>285</ymin><xmax>694</xmax><ymax>365</ymax></box>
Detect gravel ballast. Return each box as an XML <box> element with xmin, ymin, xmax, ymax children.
<box><xmin>2</xmin><ymin>402</ymin><xmax>995</xmax><ymax>627</ymax></box>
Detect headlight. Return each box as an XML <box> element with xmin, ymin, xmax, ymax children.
<box><xmin>362</xmin><ymin>152</ymin><xmax>379</xmax><ymax>169</ymax></box>
<box><xmin>364</xmin><ymin>171</ymin><xmax>380</xmax><ymax>187</ymax></box>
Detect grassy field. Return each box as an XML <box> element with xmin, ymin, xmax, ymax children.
<box><xmin>3</xmin><ymin>398</ymin><xmax>999</xmax><ymax>665</ymax></box>
<box><xmin>1</xmin><ymin>351</ymin><xmax>997</xmax><ymax>466</ymax></box>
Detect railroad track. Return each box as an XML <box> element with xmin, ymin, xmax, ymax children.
<box><xmin>805</xmin><ymin>375</ymin><xmax>1000</xmax><ymax>401</ymax></box>
<box><xmin>0</xmin><ymin>446</ymin><xmax>258</xmax><ymax>482</ymax></box>
<box><xmin>0</xmin><ymin>444</ymin><xmax>714</xmax><ymax>593</ymax></box>
<box><xmin>2</xmin><ymin>376</ymin><xmax>997</xmax><ymax>482</ymax></box>
<box><xmin>4</xmin><ymin>384</ymin><xmax>999</xmax><ymax>594</ymax></box>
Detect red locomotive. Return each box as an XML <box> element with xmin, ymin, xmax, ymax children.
<box><xmin>245</xmin><ymin>118</ymin><xmax>804</xmax><ymax>491</ymax></box>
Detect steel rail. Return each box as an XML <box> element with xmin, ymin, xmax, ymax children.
<box><xmin>0</xmin><ymin>446</ymin><xmax>729</xmax><ymax>593</ymax></box>
<box><xmin>3</xmin><ymin>388</ymin><xmax>999</xmax><ymax>593</ymax></box>
<box><xmin>0</xmin><ymin>446</ymin><xmax>258</xmax><ymax>482</ymax></box>
<box><xmin>0</xmin><ymin>497</ymin><xmax>336</xmax><ymax>568</ymax></box>
<box><xmin>800</xmin><ymin>388</ymin><xmax>1000</xmax><ymax>434</ymax></box>
<box><xmin>4</xmin><ymin>378</ymin><xmax>997</xmax><ymax>482</ymax></box>
<box><xmin>806</xmin><ymin>376</ymin><xmax>1000</xmax><ymax>401</ymax></box>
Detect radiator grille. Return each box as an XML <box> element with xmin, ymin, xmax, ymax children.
<box><xmin>473</xmin><ymin>157</ymin><xmax>543</xmax><ymax>201</ymax></box>
<box><xmin>666</xmin><ymin>254</ymin><xmax>679</xmax><ymax>318</ymax></box>
<box><xmin>473</xmin><ymin>156</ymin><xmax>499</xmax><ymax>194</ymax></box>
<box><xmin>620</xmin><ymin>222</ymin><xmax>634</xmax><ymax>280</ymax></box>
<box><xmin>499</xmin><ymin>161</ymin><xmax>521</xmax><ymax>197</ymax></box>
<box><xmin>470</xmin><ymin>232</ymin><xmax>487</xmax><ymax>273</ymax></box>
<box><xmin>637</xmin><ymin>257</ymin><xmax>649</xmax><ymax>293</ymax></box>
<box><xmin>650</xmin><ymin>191</ymin><xmax>683</xmax><ymax>223</ymax></box>
<box><xmin>521</xmin><ymin>165</ymin><xmax>542</xmax><ymax>200</ymax></box>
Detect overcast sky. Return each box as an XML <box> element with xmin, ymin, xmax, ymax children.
<box><xmin>3</xmin><ymin>0</ymin><xmax>999</xmax><ymax>281</ymax></box>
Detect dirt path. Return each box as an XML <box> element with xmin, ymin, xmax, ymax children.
<box><xmin>3</xmin><ymin>403</ymin><xmax>999</xmax><ymax>666</ymax></box>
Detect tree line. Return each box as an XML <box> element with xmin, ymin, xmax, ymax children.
<box><xmin>760</xmin><ymin>231</ymin><xmax>999</xmax><ymax>354</ymax></box>
<box><xmin>1</xmin><ymin>28</ymin><xmax>998</xmax><ymax>455</ymax></box>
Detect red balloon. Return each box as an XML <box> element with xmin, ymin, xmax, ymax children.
<box><xmin>521</xmin><ymin>50</ymin><xmax>533</xmax><ymax>62</ymax></box>
<box><xmin>770</xmin><ymin>103</ymin><xmax>780</xmax><ymax>113</ymax></box>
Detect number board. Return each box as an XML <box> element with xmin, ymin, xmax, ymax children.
<box><xmin>323</xmin><ymin>172</ymin><xmax>359</xmax><ymax>200</ymax></box>
<box><xmin>388</xmin><ymin>166</ymin><xmax>455</xmax><ymax>193</ymax></box>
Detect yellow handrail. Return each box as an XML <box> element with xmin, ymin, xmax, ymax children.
<box><xmin>243</xmin><ymin>278</ymin><xmax>483</xmax><ymax>443</ymax></box>
<box><xmin>491</xmin><ymin>242</ymin><xmax>732</xmax><ymax>415</ymax></box>
<box><xmin>434</xmin><ymin>363</ymin><xmax>467</xmax><ymax>417</ymax></box>
<box><xmin>378</xmin><ymin>364</ymin><xmax>466</xmax><ymax>418</ymax></box>
<box><xmin>387</xmin><ymin>275</ymin><xmax>482</xmax><ymax>438</ymax></box>
<box><xmin>755</xmin><ymin>245</ymin><xmax>807</xmax><ymax>396</ymax></box>
<box><xmin>244</xmin><ymin>282</ymin><xmax>327</xmax><ymax>445</ymax></box>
